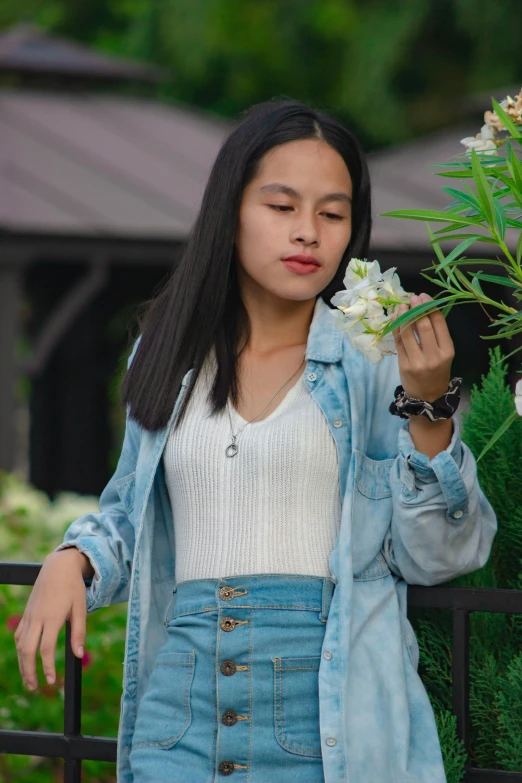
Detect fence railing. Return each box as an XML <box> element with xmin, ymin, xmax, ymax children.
<box><xmin>1</xmin><ymin>561</ymin><xmax>522</xmax><ymax>783</ymax></box>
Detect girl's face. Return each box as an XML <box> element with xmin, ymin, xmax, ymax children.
<box><xmin>235</xmin><ymin>138</ymin><xmax>353</xmax><ymax>303</ymax></box>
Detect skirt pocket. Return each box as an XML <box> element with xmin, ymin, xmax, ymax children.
<box><xmin>272</xmin><ymin>655</ymin><xmax>322</xmax><ymax>758</ymax></box>
<box><xmin>132</xmin><ymin>650</ymin><xmax>195</xmax><ymax>750</ymax></box>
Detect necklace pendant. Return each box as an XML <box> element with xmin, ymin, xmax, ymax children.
<box><xmin>226</xmin><ymin>442</ymin><xmax>238</xmax><ymax>458</ymax></box>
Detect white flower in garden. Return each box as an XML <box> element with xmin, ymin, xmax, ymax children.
<box><xmin>330</xmin><ymin>257</ymin><xmax>411</xmax><ymax>363</ymax></box>
<box><xmin>515</xmin><ymin>379</ymin><xmax>522</xmax><ymax>416</ymax></box>
<box><xmin>460</xmin><ymin>133</ymin><xmax>499</xmax><ymax>155</ymax></box>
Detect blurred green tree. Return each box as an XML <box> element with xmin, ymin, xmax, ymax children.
<box><xmin>1</xmin><ymin>0</ymin><xmax>521</xmax><ymax>150</ymax></box>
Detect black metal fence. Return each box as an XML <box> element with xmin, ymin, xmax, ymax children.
<box><xmin>1</xmin><ymin>561</ymin><xmax>522</xmax><ymax>783</ymax></box>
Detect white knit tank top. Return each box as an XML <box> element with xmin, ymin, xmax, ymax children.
<box><xmin>162</xmin><ymin>352</ymin><xmax>341</xmax><ymax>584</ymax></box>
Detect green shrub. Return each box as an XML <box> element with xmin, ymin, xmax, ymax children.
<box><xmin>0</xmin><ymin>473</ymin><xmax>126</xmax><ymax>782</ymax></box>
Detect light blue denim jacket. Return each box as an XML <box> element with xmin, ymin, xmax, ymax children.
<box><xmin>55</xmin><ymin>295</ymin><xmax>497</xmax><ymax>783</ymax></box>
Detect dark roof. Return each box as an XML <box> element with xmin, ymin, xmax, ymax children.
<box><xmin>0</xmin><ymin>87</ymin><xmax>516</xmax><ymax>252</ymax></box>
<box><xmin>0</xmin><ymin>89</ymin><xmax>230</xmax><ymax>238</ymax></box>
<box><xmin>369</xmin><ymin>124</ymin><xmax>519</xmax><ymax>252</ymax></box>
<box><xmin>0</xmin><ymin>24</ymin><xmax>163</xmax><ymax>83</ymax></box>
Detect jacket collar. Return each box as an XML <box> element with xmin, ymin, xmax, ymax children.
<box><xmin>305</xmin><ymin>295</ymin><xmax>343</xmax><ymax>363</ymax></box>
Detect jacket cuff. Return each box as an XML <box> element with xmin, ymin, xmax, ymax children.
<box><xmin>397</xmin><ymin>415</ymin><xmax>469</xmax><ymax>522</ymax></box>
<box><xmin>53</xmin><ymin>538</ymin><xmax>119</xmax><ymax>613</ymax></box>
<box><xmin>398</xmin><ymin>414</ymin><xmax>463</xmax><ymax>474</ymax></box>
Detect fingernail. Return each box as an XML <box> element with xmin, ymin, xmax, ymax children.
<box><xmin>46</xmin><ymin>674</ymin><xmax>55</xmax><ymax>685</ymax></box>
<box><xmin>78</xmin><ymin>646</ymin><xmax>84</xmax><ymax>657</ymax></box>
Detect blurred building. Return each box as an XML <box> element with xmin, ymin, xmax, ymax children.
<box><xmin>0</xmin><ymin>25</ymin><xmax>515</xmax><ymax>494</ymax></box>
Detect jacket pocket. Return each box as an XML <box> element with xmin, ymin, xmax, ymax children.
<box><xmin>272</xmin><ymin>656</ymin><xmax>322</xmax><ymax>758</ymax></box>
<box><xmin>131</xmin><ymin>650</ymin><xmax>195</xmax><ymax>750</ymax></box>
<box><xmin>115</xmin><ymin>471</ymin><xmax>136</xmax><ymax>517</ymax></box>
<box><xmin>354</xmin><ymin>450</ymin><xmax>395</xmax><ymax>499</ymax></box>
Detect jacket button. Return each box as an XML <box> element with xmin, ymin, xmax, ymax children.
<box><xmin>219</xmin><ymin>760</ymin><xmax>235</xmax><ymax>775</ymax></box>
<box><xmin>326</xmin><ymin>737</ymin><xmax>337</xmax><ymax>746</ymax></box>
<box><xmin>453</xmin><ymin>509</ymin><xmax>464</xmax><ymax>519</ymax></box>
<box><xmin>220</xmin><ymin>616</ymin><xmax>237</xmax><ymax>632</ymax></box>
<box><xmin>221</xmin><ymin>660</ymin><xmax>237</xmax><ymax>676</ymax></box>
<box><xmin>333</xmin><ymin>418</ymin><xmax>343</xmax><ymax>428</ymax></box>
<box><xmin>307</xmin><ymin>372</ymin><xmax>317</xmax><ymax>382</ymax></box>
<box><xmin>222</xmin><ymin>709</ymin><xmax>238</xmax><ymax>726</ymax></box>
<box><xmin>219</xmin><ymin>586</ymin><xmax>235</xmax><ymax>600</ymax></box>
<box><xmin>323</xmin><ymin>650</ymin><xmax>332</xmax><ymax>660</ymax></box>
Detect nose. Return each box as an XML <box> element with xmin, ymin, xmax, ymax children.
<box><xmin>290</xmin><ymin>211</ymin><xmax>319</xmax><ymax>246</ymax></box>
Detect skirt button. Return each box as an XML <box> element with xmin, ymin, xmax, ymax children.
<box><xmin>220</xmin><ymin>616</ymin><xmax>236</xmax><ymax>632</ymax></box>
<box><xmin>219</xmin><ymin>586</ymin><xmax>235</xmax><ymax>601</ymax></box>
<box><xmin>221</xmin><ymin>660</ymin><xmax>237</xmax><ymax>676</ymax></box>
<box><xmin>219</xmin><ymin>760</ymin><xmax>235</xmax><ymax>775</ymax></box>
<box><xmin>222</xmin><ymin>709</ymin><xmax>238</xmax><ymax>726</ymax></box>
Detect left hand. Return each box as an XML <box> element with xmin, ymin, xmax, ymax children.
<box><xmin>391</xmin><ymin>292</ymin><xmax>455</xmax><ymax>402</ymax></box>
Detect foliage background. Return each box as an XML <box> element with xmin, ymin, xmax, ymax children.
<box><xmin>1</xmin><ymin>0</ymin><xmax>522</xmax><ymax>151</ymax></box>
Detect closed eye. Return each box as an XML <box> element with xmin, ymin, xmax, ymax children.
<box><xmin>268</xmin><ymin>205</ymin><xmax>344</xmax><ymax>220</ymax></box>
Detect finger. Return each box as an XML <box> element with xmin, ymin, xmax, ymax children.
<box><xmin>410</xmin><ymin>294</ymin><xmax>440</xmax><ymax>355</ymax></box>
<box><xmin>70</xmin><ymin>600</ymin><xmax>87</xmax><ymax>659</ymax></box>
<box><xmin>395</xmin><ymin>300</ymin><xmax>424</xmax><ymax>363</ymax></box>
<box><xmin>14</xmin><ymin>615</ymin><xmax>28</xmax><ymax>685</ymax></box>
<box><xmin>39</xmin><ymin>625</ymin><xmax>60</xmax><ymax>685</ymax></box>
<box><xmin>391</xmin><ymin>305</ymin><xmax>409</xmax><ymax>364</ymax></box>
<box><xmin>419</xmin><ymin>293</ymin><xmax>455</xmax><ymax>354</ymax></box>
<box><xmin>20</xmin><ymin>621</ymin><xmax>43</xmax><ymax>690</ymax></box>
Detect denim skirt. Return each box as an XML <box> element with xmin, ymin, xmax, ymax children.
<box><xmin>128</xmin><ymin>573</ymin><xmax>336</xmax><ymax>782</ymax></box>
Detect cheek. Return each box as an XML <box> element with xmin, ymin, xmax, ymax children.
<box><xmin>236</xmin><ymin>208</ymin><xmax>280</xmax><ymax>260</ymax></box>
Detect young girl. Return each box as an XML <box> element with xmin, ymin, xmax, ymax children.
<box><xmin>16</xmin><ymin>99</ymin><xmax>497</xmax><ymax>783</ymax></box>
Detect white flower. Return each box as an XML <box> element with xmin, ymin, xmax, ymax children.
<box><xmin>515</xmin><ymin>379</ymin><xmax>522</xmax><ymax>416</ymax></box>
<box><xmin>460</xmin><ymin>134</ymin><xmax>499</xmax><ymax>155</ymax></box>
<box><xmin>330</xmin><ymin>257</ymin><xmax>411</xmax><ymax>363</ymax></box>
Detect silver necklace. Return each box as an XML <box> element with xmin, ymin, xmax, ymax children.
<box><xmin>225</xmin><ymin>352</ymin><xmax>306</xmax><ymax>458</ymax></box>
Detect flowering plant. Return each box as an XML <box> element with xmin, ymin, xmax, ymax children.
<box><xmin>373</xmin><ymin>87</ymin><xmax>522</xmax><ymax>460</ymax></box>
<box><xmin>330</xmin><ymin>258</ymin><xmax>412</xmax><ymax>364</ymax></box>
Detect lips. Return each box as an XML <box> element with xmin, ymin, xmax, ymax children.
<box><xmin>282</xmin><ymin>254</ymin><xmax>321</xmax><ymax>266</ymax></box>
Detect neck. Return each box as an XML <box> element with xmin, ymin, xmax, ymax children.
<box><xmin>239</xmin><ymin>283</ymin><xmax>316</xmax><ymax>357</ymax></box>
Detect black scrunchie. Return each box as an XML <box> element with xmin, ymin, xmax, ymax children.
<box><xmin>389</xmin><ymin>377</ymin><xmax>463</xmax><ymax>421</ymax></box>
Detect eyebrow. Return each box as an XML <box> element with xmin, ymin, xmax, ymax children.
<box><xmin>258</xmin><ymin>182</ymin><xmax>352</xmax><ymax>205</ymax></box>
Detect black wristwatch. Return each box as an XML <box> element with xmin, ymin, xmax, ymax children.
<box><xmin>389</xmin><ymin>377</ymin><xmax>463</xmax><ymax>421</ymax></box>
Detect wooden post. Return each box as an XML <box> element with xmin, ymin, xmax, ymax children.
<box><xmin>0</xmin><ymin>264</ymin><xmax>22</xmax><ymax>473</ymax></box>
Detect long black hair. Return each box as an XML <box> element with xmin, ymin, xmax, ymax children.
<box><xmin>121</xmin><ymin>98</ymin><xmax>371</xmax><ymax>432</ymax></box>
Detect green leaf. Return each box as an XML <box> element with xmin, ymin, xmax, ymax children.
<box><xmin>508</xmin><ymin>147</ymin><xmax>522</xmax><ymax>191</ymax></box>
<box><xmin>437</xmin><ymin>169</ymin><xmax>474</xmax><ymax>179</ymax></box>
<box><xmin>492</xmin><ymin>98</ymin><xmax>522</xmax><ymax>140</ymax></box>
<box><xmin>471</xmin><ymin>149</ymin><xmax>495</xmax><ymax>228</ymax></box>
<box><xmin>473</xmin><ymin>273</ymin><xmax>522</xmax><ymax>289</ymax></box>
<box><xmin>517</xmin><ymin>233</ymin><xmax>522</xmax><ymax>266</ymax></box>
<box><xmin>476</xmin><ymin>409</ymin><xmax>519</xmax><ymax>463</ymax></box>
<box><xmin>441</xmin><ymin>186</ymin><xmax>482</xmax><ymax>214</ymax></box>
<box><xmin>426</xmin><ymin>224</ymin><xmax>446</xmax><ymax>265</ymax></box>
<box><xmin>432</xmin><ymin>237</ymin><xmax>477</xmax><ymax>272</ymax></box>
<box><xmin>493</xmin><ymin>198</ymin><xmax>507</xmax><ymax>240</ymax></box>
<box><xmin>429</xmin><ymin>233</ymin><xmax>499</xmax><ymax>245</ymax></box>
<box><xmin>380</xmin><ymin>208</ymin><xmax>483</xmax><ymax>226</ymax></box>
<box><xmin>380</xmin><ymin>295</ymin><xmax>458</xmax><ymax>336</ymax></box>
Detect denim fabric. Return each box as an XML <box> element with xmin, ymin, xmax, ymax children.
<box><xmin>129</xmin><ymin>574</ymin><xmax>335</xmax><ymax>782</ymax></box>
<box><xmin>55</xmin><ymin>295</ymin><xmax>498</xmax><ymax>783</ymax></box>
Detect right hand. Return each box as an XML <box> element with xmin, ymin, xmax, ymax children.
<box><xmin>14</xmin><ymin>548</ymin><xmax>90</xmax><ymax>690</ymax></box>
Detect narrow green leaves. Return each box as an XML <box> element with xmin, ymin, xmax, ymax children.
<box><xmin>492</xmin><ymin>98</ymin><xmax>522</xmax><ymax>140</ymax></box>
<box><xmin>471</xmin><ymin>149</ymin><xmax>495</xmax><ymax>228</ymax></box>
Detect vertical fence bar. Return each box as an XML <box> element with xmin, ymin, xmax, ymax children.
<box><xmin>64</xmin><ymin>621</ymin><xmax>82</xmax><ymax>783</ymax></box>
<box><xmin>452</xmin><ymin>608</ymin><xmax>471</xmax><ymax>759</ymax></box>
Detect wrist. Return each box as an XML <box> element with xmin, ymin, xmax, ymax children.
<box><xmin>51</xmin><ymin>547</ymin><xmax>95</xmax><ymax>580</ymax></box>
